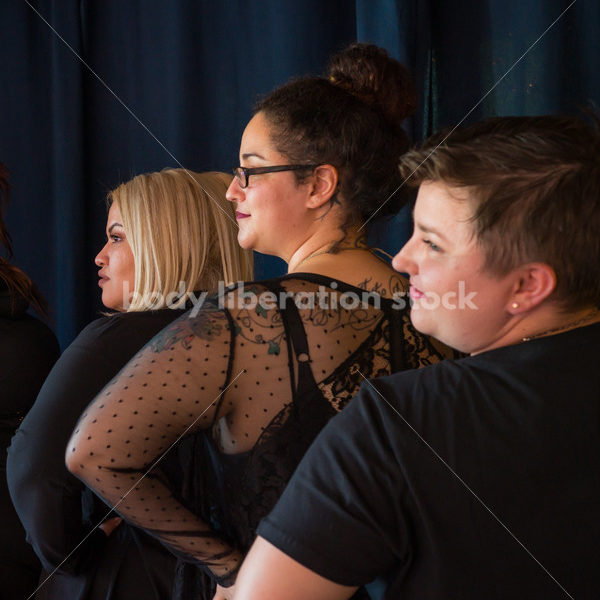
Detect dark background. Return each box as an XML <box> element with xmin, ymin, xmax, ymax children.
<box><xmin>0</xmin><ymin>0</ymin><xmax>598</xmax><ymax>348</ymax></box>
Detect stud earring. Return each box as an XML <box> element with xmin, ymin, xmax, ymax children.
<box><xmin>511</xmin><ymin>302</ymin><xmax>519</xmax><ymax>309</ymax></box>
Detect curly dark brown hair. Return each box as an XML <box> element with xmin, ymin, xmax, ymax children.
<box><xmin>0</xmin><ymin>162</ymin><xmax>49</xmax><ymax>317</ymax></box>
<box><xmin>255</xmin><ymin>43</ymin><xmax>417</xmax><ymax>232</ymax></box>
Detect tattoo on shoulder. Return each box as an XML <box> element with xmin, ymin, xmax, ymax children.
<box><xmin>150</xmin><ymin>306</ymin><xmax>229</xmax><ymax>353</ymax></box>
<box><xmin>358</xmin><ymin>274</ymin><xmax>407</xmax><ymax>298</ymax></box>
<box><xmin>150</xmin><ymin>321</ymin><xmax>195</xmax><ymax>353</ymax></box>
<box><xmin>389</xmin><ymin>274</ymin><xmax>408</xmax><ymax>296</ymax></box>
<box><xmin>228</xmin><ymin>295</ymin><xmax>285</xmax><ymax>356</ymax></box>
<box><xmin>189</xmin><ymin>310</ymin><xmax>227</xmax><ymax>341</ymax></box>
<box><xmin>358</xmin><ymin>276</ymin><xmax>372</xmax><ymax>290</ymax></box>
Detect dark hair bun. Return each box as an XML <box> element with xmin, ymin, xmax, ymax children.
<box><xmin>256</xmin><ymin>43</ymin><xmax>417</xmax><ymax>228</ymax></box>
<box><xmin>327</xmin><ymin>43</ymin><xmax>417</xmax><ymax>137</ymax></box>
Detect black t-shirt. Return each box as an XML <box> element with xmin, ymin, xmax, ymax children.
<box><xmin>258</xmin><ymin>323</ymin><xmax>600</xmax><ymax>599</ymax></box>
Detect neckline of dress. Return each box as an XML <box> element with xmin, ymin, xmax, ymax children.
<box><xmin>278</xmin><ymin>271</ymin><xmax>402</xmax><ymax>303</ymax></box>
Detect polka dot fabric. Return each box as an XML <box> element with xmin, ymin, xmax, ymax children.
<box><xmin>67</xmin><ymin>275</ymin><xmax>453</xmax><ymax>588</ymax></box>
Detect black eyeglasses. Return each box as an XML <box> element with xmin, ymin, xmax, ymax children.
<box><xmin>232</xmin><ymin>164</ymin><xmax>318</xmax><ymax>189</ymax></box>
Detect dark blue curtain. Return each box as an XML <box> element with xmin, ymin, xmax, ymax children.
<box><xmin>1</xmin><ymin>0</ymin><xmax>597</xmax><ymax>347</ymax></box>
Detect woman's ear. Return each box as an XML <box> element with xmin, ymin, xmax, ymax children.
<box><xmin>507</xmin><ymin>262</ymin><xmax>557</xmax><ymax>313</ymax></box>
<box><xmin>306</xmin><ymin>165</ymin><xmax>338</xmax><ymax>210</ymax></box>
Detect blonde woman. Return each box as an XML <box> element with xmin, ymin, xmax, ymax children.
<box><xmin>7</xmin><ymin>169</ymin><xmax>252</xmax><ymax>600</ymax></box>
<box><xmin>98</xmin><ymin>169</ymin><xmax>251</xmax><ymax>312</ymax></box>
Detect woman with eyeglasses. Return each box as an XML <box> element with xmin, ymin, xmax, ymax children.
<box><xmin>67</xmin><ymin>44</ymin><xmax>455</xmax><ymax>600</ymax></box>
<box><xmin>7</xmin><ymin>169</ymin><xmax>252</xmax><ymax>600</ymax></box>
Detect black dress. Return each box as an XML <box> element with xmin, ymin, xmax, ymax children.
<box><xmin>7</xmin><ymin>308</ymin><xmax>189</xmax><ymax>600</ymax></box>
<box><xmin>68</xmin><ymin>275</ymin><xmax>453</xmax><ymax>599</ymax></box>
<box><xmin>0</xmin><ymin>281</ymin><xmax>60</xmax><ymax>600</ymax></box>
<box><xmin>259</xmin><ymin>323</ymin><xmax>600</xmax><ymax>599</ymax></box>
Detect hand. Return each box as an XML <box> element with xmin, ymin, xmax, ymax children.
<box><xmin>99</xmin><ymin>516</ymin><xmax>122</xmax><ymax>537</ymax></box>
<box><xmin>213</xmin><ymin>583</ymin><xmax>235</xmax><ymax>600</ymax></box>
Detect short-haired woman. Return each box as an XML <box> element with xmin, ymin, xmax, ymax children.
<box><xmin>234</xmin><ymin>115</ymin><xmax>600</xmax><ymax>600</ymax></box>
<box><xmin>7</xmin><ymin>169</ymin><xmax>252</xmax><ymax>600</ymax></box>
<box><xmin>67</xmin><ymin>44</ymin><xmax>453</xmax><ymax>600</ymax></box>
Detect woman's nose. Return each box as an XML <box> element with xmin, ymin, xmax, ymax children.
<box><xmin>95</xmin><ymin>244</ymin><xmax>108</xmax><ymax>267</ymax></box>
<box><xmin>226</xmin><ymin>176</ymin><xmax>244</xmax><ymax>203</ymax></box>
<box><xmin>392</xmin><ymin>239</ymin><xmax>416</xmax><ymax>275</ymax></box>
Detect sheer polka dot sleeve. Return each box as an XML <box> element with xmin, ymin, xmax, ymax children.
<box><xmin>67</xmin><ymin>274</ymin><xmax>453</xmax><ymax>593</ymax></box>
<box><xmin>67</xmin><ymin>303</ymin><xmax>243</xmax><ymax>584</ymax></box>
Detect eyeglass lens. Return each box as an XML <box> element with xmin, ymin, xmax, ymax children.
<box><xmin>233</xmin><ymin>167</ymin><xmax>247</xmax><ymax>188</ymax></box>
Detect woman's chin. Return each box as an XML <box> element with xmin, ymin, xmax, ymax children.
<box><xmin>101</xmin><ymin>296</ymin><xmax>125</xmax><ymax>312</ymax></box>
<box><xmin>105</xmin><ymin>304</ymin><xmax>125</xmax><ymax>313</ymax></box>
<box><xmin>236</xmin><ymin>232</ymin><xmax>280</xmax><ymax>258</ymax></box>
<box><xmin>236</xmin><ymin>232</ymin><xmax>255</xmax><ymax>251</ymax></box>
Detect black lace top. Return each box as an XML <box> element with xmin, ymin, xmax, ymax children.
<box><xmin>69</xmin><ymin>274</ymin><xmax>452</xmax><ymax>599</ymax></box>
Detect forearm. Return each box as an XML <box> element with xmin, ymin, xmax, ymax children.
<box><xmin>69</xmin><ymin>436</ymin><xmax>243</xmax><ymax>584</ymax></box>
<box><xmin>7</xmin><ymin>426</ymin><xmax>100</xmax><ymax>574</ymax></box>
<box><xmin>67</xmin><ymin>313</ymin><xmax>242</xmax><ymax>582</ymax></box>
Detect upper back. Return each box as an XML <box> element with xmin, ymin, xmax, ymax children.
<box><xmin>215</xmin><ymin>274</ymin><xmax>452</xmax><ymax>453</ymax></box>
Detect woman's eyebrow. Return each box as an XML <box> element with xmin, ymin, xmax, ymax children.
<box><xmin>108</xmin><ymin>222</ymin><xmax>124</xmax><ymax>234</ymax></box>
<box><xmin>241</xmin><ymin>152</ymin><xmax>266</xmax><ymax>161</ymax></box>
<box><xmin>415</xmin><ymin>220</ymin><xmax>450</xmax><ymax>243</ymax></box>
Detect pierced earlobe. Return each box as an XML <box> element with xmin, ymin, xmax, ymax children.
<box><xmin>511</xmin><ymin>302</ymin><xmax>519</xmax><ymax>309</ymax></box>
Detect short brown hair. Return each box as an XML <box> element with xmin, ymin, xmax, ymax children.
<box><xmin>398</xmin><ymin>115</ymin><xmax>600</xmax><ymax>311</ymax></box>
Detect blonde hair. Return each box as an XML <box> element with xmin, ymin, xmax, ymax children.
<box><xmin>109</xmin><ymin>169</ymin><xmax>253</xmax><ymax>311</ymax></box>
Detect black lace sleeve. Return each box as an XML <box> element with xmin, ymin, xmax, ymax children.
<box><xmin>67</xmin><ymin>303</ymin><xmax>244</xmax><ymax>584</ymax></box>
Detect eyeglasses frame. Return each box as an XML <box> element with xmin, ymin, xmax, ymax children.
<box><xmin>232</xmin><ymin>164</ymin><xmax>319</xmax><ymax>189</ymax></box>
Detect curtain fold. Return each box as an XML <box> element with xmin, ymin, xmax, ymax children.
<box><xmin>1</xmin><ymin>0</ymin><xmax>597</xmax><ymax>347</ymax></box>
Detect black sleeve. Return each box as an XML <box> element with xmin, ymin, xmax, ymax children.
<box><xmin>67</xmin><ymin>304</ymin><xmax>242</xmax><ymax>584</ymax></box>
<box><xmin>257</xmin><ymin>379</ymin><xmax>411</xmax><ymax>587</ymax></box>
<box><xmin>6</xmin><ymin>313</ymin><xmax>177</xmax><ymax>575</ymax></box>
<box><xmin>0</xmin><ymin>314</ymin><xmax>60</xmax><ymax>415</ymax></box>
<box><xmin>0</xmin><ymin>314</ymin><xmax>60</xmax><ymax>592</ymax></box>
